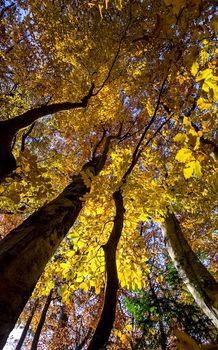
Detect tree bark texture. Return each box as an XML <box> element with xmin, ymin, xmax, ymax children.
<box><xmin>161</xmin><ymin>212</ymin><xmax>218</xmax><ymax>329</ymax></box>
<box><xmin>88</xmin><ymin>190</ymin><xmax>125</xmax><ymax>350</ymax></box>
<box><xmin>31</xmin><ymin>289</ymin><xmax>53</xmax><ymax>350</ymax></box>
<box><xmin>0</xmin><ymin>154</ymin><xmax>105</xmax><ymax>349</ymax></box>
<box><xmin>15</xmin><ymin>299</ymin><xmax>39</xmax><ymax>350</ymax></box>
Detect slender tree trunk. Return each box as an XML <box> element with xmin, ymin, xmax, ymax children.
<box><xmin>75</xmin><ymin>328</ymin><xmax>92</xmax><ymax>350</ymax></box>
<box><xmin>15</xmin><ymin>299</ymin><xmax>39</xmax><ymax>350</ymax></box>
<box><xmin>31</xmin><ymin>289</ymin><xmax>53</xmax><ymax>350</ymax></box>
<box><xmin>88</xmin><ymin>190</ymin><xmax>125</xmax><ymax>350</ymax></box>
<box><xmin>0</xmin><ymin>152</ymin><xmax>107</xmax><ymax>349</ymax></box>
<box><xmin>161</xmin><ymin>212</ymin><xmax>218</xmax><ymax>329</ymax></box>
<box><xmin>148</xmin><ymin>277</ymin><xmax>167</xmax><ymax>350</ymax></box>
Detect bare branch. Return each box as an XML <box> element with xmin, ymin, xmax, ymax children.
<box><xmin>21</xmin><ymin>123</ymin><xmax>35</xmax><ymax>152</ymax></box>
<box><xmin>93</xmin><ymin>22</ymin><xmax>130</xmax><ymax>96</ymax></box>
<box><xmin>122</xmin><ymin>77</ymin><xmax>167</xmax><ymax>181</ymax></box>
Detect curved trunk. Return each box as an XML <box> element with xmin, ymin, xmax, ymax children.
<box><xmin>0</xmin><ymin>153</ymin><xmax>106</xmax><ymax>349</ymax></box>
<box><xmin>87</xmin><ymin>190</ymin><xmax>125</xmax><ymax>350</ymax></box>
<box><xmin>161</xmin><ymin>213</ymin><xmax>218</xmax><ymax>329</ymax></box>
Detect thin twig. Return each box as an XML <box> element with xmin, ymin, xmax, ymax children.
<box><xmin>92</xmin><ymin>22</ymin><xmax>131</xmax><ymax>96</ymax></box>
<box><xmin>21</xmin><ymin>123</ymin><xmax>35</xmax><ymax>152</ymax></box>
<box><xmin>122</xmin><ymin>77</ymin><xmax>168</xmax><ymax>181</ymax></box>
<box><xmin>92</xmin><ymin>129</ymin><xmax>107</xmax><ymax>160</ymax></box>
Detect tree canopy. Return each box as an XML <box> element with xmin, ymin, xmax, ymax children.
<box><xmin>0</xmin><ymin>0</ymin><xmax>217</xmax><ymax>349</ymax></box>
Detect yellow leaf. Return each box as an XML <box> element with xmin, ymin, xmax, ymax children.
<box><xmin>139</xmin><ymin>213</ymin><xmax>148</xmax><ymax>221</ymax></box>
<box><xmin>61</xmin><ymin>289</ymin><xmax>71</xmax><ymax>303</ymax></box>
<box><xmin>197</xmin><ymin>97</ymin><xmax>212</xmax><ymax>110</ymax></box>
<box><xmin>194</xmin><ymin>160</ymin><xmax>202</xmax><ymax>178</ymax></box>
<box><xmin>183</xmin><ymin>160</ymin><xmax>202</xmax><ymax>179</ymax></box>
<box><xmin>199</xmin><ymin>50</ymin><xmax>209</xmax><ymax>65</ymax></box>
<box><xmin>191</xmin><ymin>61</ymin><xmax>199</xmax><ymax>76</ymax></box>
<box><xmin>125</xmin><ymin>324</ymin><xmax>132</xmax><ymax>332</ymax></box>
<box><xmin>183</xmin><ymin>116</ymin><xmax>192</xmax><ymax>127</ymax></box>
<box><xmin>196</xmin><ymin>68</ymin><xmax>213</xmax><ymax>82</ymax></box>
<box><xmin>120</xmin><ymin>333</ymin><xmax>126</xmax><ymax>342</ymax></box>
<box><xmin>176</xmin><ymin>148</ymin><xmax>193</xmax><ymax>163</ymax></box>
<box><xmin>24</xmin><ymin>164</ymin><xmax>31</xmax><ymax>172</ymax></box>
<box><xmin>97</xmin><ymin>207</ymin><xmax>104</xmax><ymax>214</ymax></box>
<box><xmin>173</xmin><ymin>133</ymin><xmax>187</xmax><ymax>143</ymax></box>
<box><xmin>0</xmin><ymin>186</ymin><xmax>4</xmax><ymax>194</ymax></box>
<box><xmin>188</xmin><ymin>128</ymin><xmax>198</xmax><ymax>137</ymax></box>
<box><xmin>194</xmin><ymin>137</ymin><xmax>200</xmax><ymax>150</ymax></box>
<box><xmin>79</xmin><ymin>282</ymin><xmax>89</xmax><ymax>292</ymax></box>
<box><xmin>184</xmin><ymin>161</ymin><xmax>195</xmax><ymax>179</ymax></box>
<box><xmin>16</xmin><ymin>167</ymin><xmax>22</xmax><ymax>174</ymax></box>
<box><xmin>95</xmin><ymin>285</ymin><xmax>101</xmax><ymax>294</ymax></box>
<box><xmin>204</xmin><ymin>79</ymin><xmax>218</xmax><ymax>102</ymax></box>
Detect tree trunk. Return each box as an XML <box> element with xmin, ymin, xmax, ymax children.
<box><xmin>75</xmin><ymin>328</ymin><xmax>92</xmax><ymax>350</ymax></box>
<box><xmin>31</xmin><ymin>289</ymin><xmax>53</xmax><ymax>350</ymax></box>
<box><xmin>161</xmin><ymin>212</ymin><xmax>218</xmax><ymax>329</ymax></box>
<box><xmin>88</xmin><ymin>190</ymin><xmax>125</xmax><ymax>350</ymax></box>
<box><xmin>0</xmin><ymin>153</ymin><xmax>107</xmax><ymax>349</ymax></box>
<box><xmin>15</xmin><ymin>299</ymin><xmax>39</xmax><ymax>350</ymax></box>
<box><xmin>148</xmin><ymin>277</ymin><xmax>167</xmax><ymax>350</ymax></box>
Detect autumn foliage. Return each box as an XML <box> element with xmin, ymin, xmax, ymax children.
<box><xmin>0</xmin><ymin>0</ymin><xmax>217</xmax><ymax>349</ymax></box>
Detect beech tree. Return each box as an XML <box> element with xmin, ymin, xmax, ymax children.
<box><xmin>0</xmin><ymin>0</ymin><xmax>218</xmax><ymax>349</ymax></box>
<box><xmin>161</xmin><ymin>212</ymin><xmax>218</xmax><ymax>329</ymax></box>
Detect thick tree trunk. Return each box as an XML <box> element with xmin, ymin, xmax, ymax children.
<box><xmin>15</xmin><ymin>299</ymin><xmax>39</xmax><ymax>350</ymax></box>
<box><xmin>31</xmin><ymin>289</ymin><xmax>53</xmax><ymax>350</ymax></box>
<box><xmin>88</xmin><ymin>190</ymin><xmax>125</xmax><ymax>350</ymax></box>
<box><xmin>161</xmin><ymin>212</ymin><xmax>218</xmax><ymax>329</ymax></box>
<box><xmin>0</xmin><ymin>153</ymin><xmax>106</xmax><ymax>349</ymax></box>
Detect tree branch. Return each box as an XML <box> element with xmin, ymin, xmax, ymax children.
<box><xmin>21</xmin><ymin>123</ymin><xmax>35</xmax><ymax>152</ymax></box>
<box><xmin>0</xmin><ymin>84</ymin><xmax>95</xmax><ymax>181</ymax></box>
<box><xmin>123</xmin><ymin>77</ymin><xmax>167</xmax><ymax>181</ymax></box>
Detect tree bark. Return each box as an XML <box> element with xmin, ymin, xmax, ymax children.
<box><xmin>88</xmin><ymin>190</ymin><xmax>125</xmax><ymax>350</ymax></box>
<box><xmin>0</xmin><ymin>84</ymin><xmax>94</xmax><ymax>181</ymax></box>
<box><xmin>0</xmin><ymin>152</ymin><xmax>107</xmax><ymax>349</ymax></box>
<box><xmin>161</xmin><ymin>212</ymin><xmax>218</xmax><ymax>329</ymax></box>
<box><xmin>31</xmin><ymin>289</ymin><xmax>53</xmax><ymax>350</ymax></box>
<box><xmin>15</xmin><ymin>299</ymin><xmax>38</xmax><ymax>350</ymax></box>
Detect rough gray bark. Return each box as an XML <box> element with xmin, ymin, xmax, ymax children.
<box><xmin>88</xmin><ymin>190</ymin><xmax>125</xmax><ymax>350</ymax></box>
<box><xmin>0</xmin><ymin>153</ymin><xmax>106</xmax><ymax>349</ymax></box>
<box><xmin>161</xmin><ymin>212</ymin><xmax>218</xmax><ymax>329</ymax></box>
